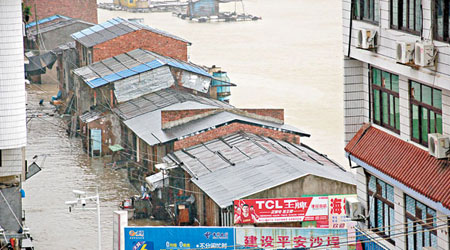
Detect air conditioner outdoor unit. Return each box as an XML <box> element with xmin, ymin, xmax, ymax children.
<box><xmin>428</xmin><ymin>133</ymin><xmax>450</xmax><ymax>159</ymax></box>
<box><xmin>415</xmin><ymin>41</ymin><xmax>435</xmax><ymax>67</ymax></box>
<box><xmin>396</xmin><ymin>41</ymin><xmax>414</xmax><ymax>64</ymax></box>
<box><xmin>345</xmin><ymin>197</ymin><xmax>363</xmax><ymax>221</ymax></box>
<box><xmin>357</xmin><ymin>29</ymin><xmax>377</xmax><ymax>49</ymax></box>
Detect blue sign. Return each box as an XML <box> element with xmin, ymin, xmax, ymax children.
<box><xmin>125</xmin><ymin>227</ymin><xmax>235</xmax><ymax>250</ymax></box>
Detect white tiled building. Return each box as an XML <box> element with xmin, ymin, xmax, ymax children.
<box><xmin>0</xmin><ymin>0</ymin><xmax>27</xmax><ymax>236</ymax></box>
<box><xmin>343</xmin><ymin>0</ymin><xmax>450</xmax><ymax>249</ymax></box>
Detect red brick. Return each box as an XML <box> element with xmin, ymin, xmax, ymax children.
<box><xmin>161</xmin><ymin>109</ymin><xmax>216</xmax><ymax>129</ymax></box>
<box><xmin>240</xmin><ymin>109</ymin><xmax>284</xmax><ymax>122</ymax></box>
<box><xmin>91</xmin><ymin>29</ymin><xmax>188</xmax><ymax>62</ymax></box>
<box><xmin>24</xmin><ymin>0</ymin><xmax>98</xmax><ymax>24</ymax></box>
<box><xmin>174</xmin><ymin>122</ymin><xmax>300</xmax><ymax>150</ymax></box>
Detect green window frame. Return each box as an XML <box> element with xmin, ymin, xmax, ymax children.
<box><xmin>371</xmin><ymin>67</ymin><xmax>400</xmax><ymax>133</ymax></box>
<box><xmin>409</xmin><ymin>81</ymin><xmax>442</xmax><ymax>146</ymax></box>
<box><xmin>353</xmin><ymin>0</ymin><xmax>380</xmax><ymax>24</ymax></box>
<box><xmin>435</xmin><ymin>0</ymin><xmax>450</xmax><ymax>42</ymax></box>
<box><xmin>367</xmin><ymin>174</ymin><xmax>395</xmax><ymax>244</ymax></box>
<box><xmin>390</xmin><ymin>0</ymin><xmax>423</xmax><ymax>35</ymax></box>
<box><xmin>405</xmin><ymin>195</ymin><xmax>437</xmax><ymax>249</ymax></box>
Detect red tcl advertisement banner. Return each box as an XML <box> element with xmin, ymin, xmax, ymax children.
<box><xmin>234</xmin><ymin>197</ymin><xmax>328</xmax><ymax>224</ymax></box>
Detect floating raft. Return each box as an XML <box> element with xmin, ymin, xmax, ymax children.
<box><xmin>172</xmin><ymin>12</ymin><xmax>261</xmax><ymax>22</ymax></box>
<box><xmin>98</xmin><ymin>2</ymin><xmax>187</xmax><ymax>13</ymax></box>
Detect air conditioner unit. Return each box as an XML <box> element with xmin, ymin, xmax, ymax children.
<box><xmin>357</xmin><ymin>29</ymin><xmax>377</xmax><ymax>49</ymax></box>
<box><xmin>415</xmin><ymin>41</ymin><xmax>435</xmax><ymax>67</ymax></box>
<box><xmin>428</xmin><ymin>133</ymin><xmax>450</xmax><ymax>159</ymax></box>
<box><xmin>345</xmin><ymin>197</ymin><xmax>363</xmax><ymax>221</ymax></box>
<box><xmin>396</xmin><ymin>41</ymin><xmax>414</xmax><ymax>64</ymax></box>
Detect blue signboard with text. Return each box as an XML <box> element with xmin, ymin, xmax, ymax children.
<box><xmin>125</xmin><ymin>227</ymin><xmax>235</xmax><ymax>250</ymax></box>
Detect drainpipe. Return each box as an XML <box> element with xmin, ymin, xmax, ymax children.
<box><xmin>347</xmin><ymin>0</ymin><xmax>354</xmax><ymax>57</ymax></box>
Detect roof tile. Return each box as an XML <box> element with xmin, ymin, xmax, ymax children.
<box><xmin>345</xmin><ymin>125</ymin><xmax>450</xmax><ymax>209</ymax></box>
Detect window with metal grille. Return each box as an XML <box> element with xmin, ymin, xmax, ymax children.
<box><xmin>435</xmin><ymin>0</ymin><xmax>450</xmax><ymax>42</ymax></box>
<box><xmin>353</xmin><ymin>0</ymin><xmax>380</xmax><ymax>24</ymax></box>
<box><xmin>390</xmin><ymin>0</ymin><xmax>423</xmax><ymax>35</ymax></box>
<box><xmin>367</xmin><ymin>174</ymin><xmax>395</xmax><ymax>244</ymax></box>
<box><xmin>405</xmin><ymin>195</ymin><xmax>437</xmax><ymax>249</ymax></box>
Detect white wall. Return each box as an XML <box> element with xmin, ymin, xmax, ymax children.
<box><xmin>343</xmin><ymin>58</ymin><xmax>368</xmax><ymax>143</ymax></box>
<box><xmin>343</xmin><ymin>0</ymin><xmax>450</xmax><ymax>91</ymax></box>
<box><xmin>343</xmin><ymin>0</ymin><xmax>450</xmax><ymax>143</ymax></box>
<box><xmin>0</xmin><ymin>148</ymin><xmax>24</xmax><ymax>177</ymax></box>
<box><xmin>0</xmin><ymin>0</ymin><xmax>27</xmax><ymax>150</ymax></box>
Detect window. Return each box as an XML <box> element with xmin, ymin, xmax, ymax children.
<box><xmin>410</xmin><ymin>81</ymin><xmax>442</xmax><ymax>146</ymax></box>
<box><xmin>405</xmin><ymin>195</ymin><xmax>437</xmax><ymax>249</ymax></box>
<box><xmin>87</xmin><ymin>51</ymin><xmax>92</xmax><ymax>65</ymax></box>
<box><xmin>353</xmin><ymin>0</ymin><xmax>380</xmax><ymax>23</ymax></box>
<box><xmin>435</xmin><ymin>0</ymin><xmax>450</xmax><ymax>42</ymax></box>
<box><xmin>391</xmin><ymin>0</ymin><xmax>423</xmax><ymax>34</ymax></box>
<box><xmin>367</xmin><ymin>174</ymin><xmax>395</xmax><ymax>243</ymax></box>
<box><xmin>371</xmin><ymin>67</ymin><xmax>400</xmax><ymax>133</ymax></box>
<box><xmin>82</xmin><ymin>46</ymin><xmax>87</xmax><ymax>65</ymax></box>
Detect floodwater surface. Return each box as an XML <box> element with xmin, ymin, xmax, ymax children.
<box><xmin>23</xmin><ymin>0</ymin><xmax>344</xmax><ymax>249</ymax></box>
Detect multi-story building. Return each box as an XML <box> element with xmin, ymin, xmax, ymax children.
<box><xmin>342</xmin><ymin>0</ymin><xmax>450</xmax><ymax>249</ymax></box>
<box><xmin>0</xmin><ymin>0</ymin><xmax>29</xmax><ymax>247</ymax></box>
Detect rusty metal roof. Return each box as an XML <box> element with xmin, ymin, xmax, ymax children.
<box><xmin>113</xmin><ymin>88</ymin><xmax>232</xmax><ymax>120</ymax></box>
<box><xmin>345</xmin><ymin>124</ymin><xmax>450</xmax><ymax>210</ymax></box>
<box><xmin>165</xmin><ymin>132</ymin><xmax>352</xmax><ymax>208</ymax></box>
<box><xmin>71</xmin><ymin>17</ymin><xmax>190</xmax><ymax>47</ymax></box>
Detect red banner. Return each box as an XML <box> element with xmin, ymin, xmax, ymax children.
<box><xmin>234</xmin><ymin>197</ymin><xmax>328</xmax><ymax>224</ymax></box>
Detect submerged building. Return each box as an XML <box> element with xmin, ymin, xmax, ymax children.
<box><xmin>342</xmin><ymin>0</ymin><xmax>450</xmax><ymax>249</ymax></box>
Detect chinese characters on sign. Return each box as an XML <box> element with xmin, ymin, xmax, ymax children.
<box><xmin>236</xmin><ymin>227</ymin><xmax>348</xmax><ymax>250</ymax></box>
<box><xmin>124</xmin><ymin>227</ymin><xmax>234</xmax><ymax>250</ymax></box>
<box><xmin>234</xmin><ymin>197</ymin><xmax>329</xmax><ymax>224</ymax></box>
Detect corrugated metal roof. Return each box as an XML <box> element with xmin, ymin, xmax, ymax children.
<box><xmin>73</xmin><ymin>49</ymin><xmax>211</xmax><ymax>89</ymax></box>
<box><xmin>79</xmin><ymin>109</ymin><xmax>104</xmax><ymax>123</ymax></box>
<box><xmin>164</xmin><ymin>132</ymin><xmax>352</xmax><ymax>208</ymax></box>
<box><xmin>25</xmin><ymin>14</ymin><xmax>71</xmax><ymax>28</ymax></box>
<box><xmin>27</xmin><ymin>18</ymin><xmax>93</xmax><ymax>36</ymax></box>
<box><xmin>345</xmin><ymin>124</ymin><xmax>450</xmax><ymax>210</ymax></box>
<box><xmin>71</xmin><ymin>17</ymin><xmax>190</xmax><ymax>47</ymax></box>
<box><xmin>113</xmin><ymin>88</ymin><xmax>232</xmax><ymax>120</ymax></box>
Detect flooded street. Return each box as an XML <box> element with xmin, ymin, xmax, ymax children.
<box><xmin>23</xmin><ymin>1</ymin><xmax>344</xmax><ymax>249</ymax></box>
<box><xmin>24</xmin><ymin>84</ymin><xmax>137</xmax><ymax>249</ymax></box>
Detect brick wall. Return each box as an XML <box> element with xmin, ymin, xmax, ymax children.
<box><xmin>162</xmin><ymin>108</ymin><xmax>285</xmax><ymax>130</ymax></box>
<box><xmin>240</xmin><ymin>109</ymin><xmax>284</xmax><ymax>122</ymax></box>
<box><xmin>24</xmin><ymin>0</ymin><xmax>98</xmax><ymax>24</ymax></box>
<box><xmin>161</xmin><ymin>109</ymin><xmax>216</xmax><ymax>129</ymax></box>
<box><xmin>92</xmin><ymin>29</ymin><xmax>189</xmax><ymax>62</ymax></box>
<box><xmin>174</xmin><ymin>122</ymin><xmax>301</xmax><ymax>150</ymax></box>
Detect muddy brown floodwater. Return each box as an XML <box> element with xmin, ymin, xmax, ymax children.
<box><xmin>23</xmin><ymin>84</ymin><xmax>143</xmax><ymax>249</ymax></box>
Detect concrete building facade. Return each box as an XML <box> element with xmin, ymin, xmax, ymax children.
<box><xmin>342</xmin><ymin>0</ymin><xmax>450</xmax><ymax>249</ymax></box>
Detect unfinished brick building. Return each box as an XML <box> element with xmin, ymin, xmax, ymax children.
<box><xmin>71</xmin><ymin>17</ymin><xmax>191</xmax><ymax>67</ymax></box>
